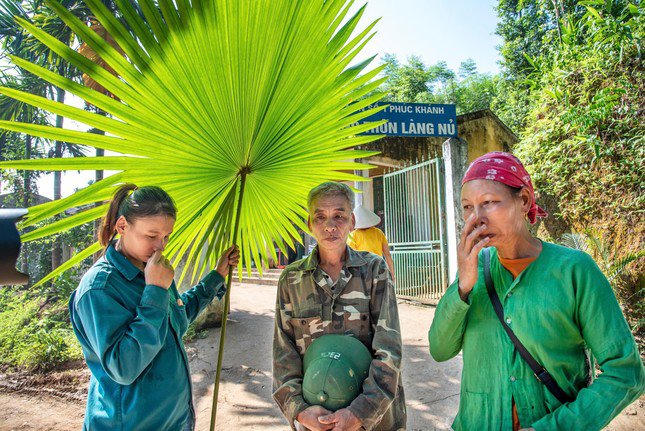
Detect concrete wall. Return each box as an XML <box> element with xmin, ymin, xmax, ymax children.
<box><xmin>456</xmin><ymin>109</ymin><xmax>517</xmax><ymax>162</ymax></box>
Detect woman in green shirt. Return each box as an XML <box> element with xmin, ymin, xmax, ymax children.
<box><xmin>429</xmin><ymin>152</ymin><xmax>644</xmax><ymax>430</ymax></box>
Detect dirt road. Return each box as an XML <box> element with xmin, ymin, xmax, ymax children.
<box><xmin>1</xmin><ymin>282</ymin><xmax>643</xmax><ymax>430</ymax></box>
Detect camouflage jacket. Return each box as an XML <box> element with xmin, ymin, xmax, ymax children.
<box><xmin>272</xmin><ymin>246</ymin><xmax>406</xmax><ymax>431</ymax></box>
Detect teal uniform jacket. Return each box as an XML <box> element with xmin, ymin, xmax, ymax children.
<box><xmin>429</xmin><ymin>241</ymin><xmax>645</xmax><ymax>431</ymax></box>
<box><xmin>69</xmin><ymin>244</ymin><xmax>225</xmax><ymax>431</ymax></box>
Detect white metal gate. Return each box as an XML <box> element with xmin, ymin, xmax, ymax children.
<box><xmin>383</xmin><ymin>158</ymin><xmax>448</xmax><ymax>303</ymax></box>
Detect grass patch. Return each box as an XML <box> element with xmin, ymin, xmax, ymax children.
<box><xmin>0</xmin><ymin>291</ymin><xmax>82</xmax><ymax>372</ymax></box>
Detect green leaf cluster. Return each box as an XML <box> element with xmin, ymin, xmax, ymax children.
<box><xmin>0</xmin><ymin>290</ymin><xmax>82</xmax><ymax>371</ymax></box>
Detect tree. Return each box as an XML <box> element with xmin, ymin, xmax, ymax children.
<box><xmin>1</xmin><ymin>0</ymin><xmax>124</xmax><ymax>270</ymax></box>
<box><xmin>458</xmin><ymin>58</ymin><xmax>478</xmax><ymax>79</ymax></box>
<box><xmin>0</xmin><ymin>72</ymin><xmax>49</xmax><ymax>206</ymax></box>
<box><xmin>1</xmin><ymin>0</ymin><xmax>79</xmax><ymax>270</ymax></box>
<box><xmin>494</xmin><ymin>0</ymin><xmax>584</xmax><ymax>129</ymax></box>
<box><xmin>381</xmin><ymin>53</ymin><xmax>431</xmax><ymax>102</ymax></box>
<box><xmin>379</xmin><ymin>55</ymin><xmax>499</xmax><ymax>115</ymax></box>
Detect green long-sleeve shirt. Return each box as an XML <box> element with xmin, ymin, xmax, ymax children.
<box><xmin>429</xmin><ymin>241</ymin><xmax>644</xmax><ymax>431</ymax></box>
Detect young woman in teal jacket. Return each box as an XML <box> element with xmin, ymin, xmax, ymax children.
<box><xmin>69</xmin><ymin>184</ymin><xmax>239</xmax><ymax>430</ymax></box>
<box><xmin>429</xmin><ymin>152</ymin><xmax>644</xmax><ymax>431</ymax></box>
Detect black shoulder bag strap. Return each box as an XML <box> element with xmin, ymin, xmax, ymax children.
<box><xmin>482</xmin><ymin>247</ymin><xmax>573</xmax><ymax>404</ymax></box>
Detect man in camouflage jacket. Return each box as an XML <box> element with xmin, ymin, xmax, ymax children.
<box><xmin>273</xmin><ymin>182</ymin><xmax>406</xmax><ymax>431</ymax></box>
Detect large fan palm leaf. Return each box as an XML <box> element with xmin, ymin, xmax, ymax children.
<box><xmin>2</xmin><ymin>1</ymin><xmax>387</xmax><ymax>425</ymax></box>
<box><xmin>0</xmin><ymin>0</ymin><xmax>385</xmax><ymax>288</ymax></box>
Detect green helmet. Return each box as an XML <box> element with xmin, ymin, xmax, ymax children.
<box><xmin>302</xmin><ymin>334</ymin><xmax>372</xmax><ymax>411</ymax></box>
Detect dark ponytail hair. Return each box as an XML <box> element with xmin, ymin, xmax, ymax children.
<box><xmin>99</xmin><ymin>184</ymin><xmax>177</xmax><ymax>247</ymax></box>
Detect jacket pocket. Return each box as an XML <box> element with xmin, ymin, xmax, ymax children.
<box><xmin>171</xmin><ymin>302</ymin><xmax>189</xmax><ymax>338</ymax></box>
<box><xmin>453</xmin><ymin>391</ymin><xmax>491</xmax><ymax>430</ymax></box>
<box><xmin>543</xmin><ymin>389</ymin><xmax>563</xmax><ymax>414</ymax></box>
<box><xmin>339</xmin><ymin>311</ymin><xmax>372</xmax><ymax>348</ymax></box>
<box><xmin>289</xmin><ymin>316</ymin><xmax>324</xmax><ymax>356</ymax></box>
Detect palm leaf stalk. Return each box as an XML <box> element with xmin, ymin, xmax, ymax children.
<box><xmin>0</xmin><ymin>0</ymin><xmax>386</xmax><ymax>425</ymax></box>
<box><xmin>211</xmin><ymin>167</ymin><xmax>247</xmax><ymax>429</ymax></box>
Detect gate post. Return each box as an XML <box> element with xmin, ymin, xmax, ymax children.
<box><xmin>353</xmin><ymin>165</ymin><xmax>373</xmax><ymax>210</ymax></box>
<box><xmin>442</xmin><ymin>137</ymin><xmax>469</xmax><ymax>281</ymax></box>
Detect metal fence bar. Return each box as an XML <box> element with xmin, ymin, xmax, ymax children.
<box><xmin>421</xmin><ymin>162</ymin><xmax>430</xmax><ymax>243</ymax></box>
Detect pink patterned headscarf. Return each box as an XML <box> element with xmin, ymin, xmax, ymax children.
<box><xmin>462</xmin><ymin>151</ymin><xmax>547</xmax><ymax>224</ymax></box>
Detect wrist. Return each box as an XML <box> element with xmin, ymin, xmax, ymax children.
<box><xmin>457</xmin><ymin>283</ymin><xmax>471</xmax><ymax>302</ymax></box>
<box><xmin>147</xmin><ymin>280</ymin><xmax>170</xmax><ymax>289</ymax></box>
<box><xmin>295</xmin><ymin>406</ymin><xmax>308</xmax><ymax>423</ymax></box>
<box><xmin>345</xmin><ymin>406</ymin><xmax>364</xmax><ymax>428</ymax></box>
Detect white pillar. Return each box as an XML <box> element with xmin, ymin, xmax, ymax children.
<box><xmin>353</xmin><ymin>168</ymin><xmax>373</xmax><ymax>210</ymax></box>
<box><xmin>442</xmin><ymin>137</ymin><xmax>469</xmax><ymax>282</ymax></box>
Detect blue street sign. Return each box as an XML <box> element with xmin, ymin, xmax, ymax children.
<box><xmin>353</xmin><ymin>102</ymin><xmax>457</xmax><ymax>137</ymax></box>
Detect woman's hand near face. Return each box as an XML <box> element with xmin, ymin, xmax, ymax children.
<box><xmin>216</xmin><ymin>245</ymin><xmax>240</xmax><ymax>278</ymax></box>
<box><xmin>457</xmin><ymin>214</ymin><xmax>490</xmax><ymax>301</ymax></box>
<box><xmin>144</xmin><ymin>250</ymin><xmax>175</xmax><ymax>289</ymax></box>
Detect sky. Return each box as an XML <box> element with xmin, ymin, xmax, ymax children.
<box><xmin>354</xmin><ymin>0</ymin><xmax>502</xmax><ymax>74</ymax></box>
<box><xmin>27</xmin><ymin>0</ymin><xmax>503</xmax><ymax>200</ymax></box>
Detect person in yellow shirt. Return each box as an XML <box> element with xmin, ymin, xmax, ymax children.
<box><xmin>347</xmin><ymin>205</ymin><xmax>395</xmax><ymax>280</ymax></box>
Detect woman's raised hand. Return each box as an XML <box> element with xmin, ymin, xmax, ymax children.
<box><xmin>456</xmin><ymin>213</ymin><xmax>489</xmax><ymax>301</ymax></box>
<box><xmin>216</xmin><ymin>245</ymin><xmax>240</xmax><ymax>278</ymax></box>
<box><xmin>145</xmin><ymin>250</ymin><xmax>175</xmax><ymax>289</ymax></box>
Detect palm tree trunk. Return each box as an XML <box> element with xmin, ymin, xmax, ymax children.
<box><xmin>0</xmin><ymin>133</ymin><xmax>5</xmax><ymax>161</ymax></box>
<box><xmin>92</xmin><ymin>110</ymin><xmax>106</xmax><ymax>259</ymax></box>
<box><xmin>22</xmin><ymin>134</ymin><xmax>31</xmax><ymax>275</ymax></box>
<box><xmin>51</xmin><ymin>85</ymin><xmax>65</xmax><ymax>270</ymax></box>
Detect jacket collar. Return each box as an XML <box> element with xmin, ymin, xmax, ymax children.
<box><xmin>105</xmin><ymin>243</ymin><xmax>142</xmax><ymax>281</ymax></box>
<box><xmin>294</xmin><ymin>245</ymin><xmax>367</xmax><ymax>271</ymax></box>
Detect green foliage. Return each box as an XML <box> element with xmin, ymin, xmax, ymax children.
<box><xmin>444</xmin><ymin>72</ymin><xmax>501</xmax><ymax>116</ymax></box>
<box><xmin>515</xmin><ymin>0</ymin><xmax>643</xmax><ymax>223</ymax></box>
<box><xmin>0</xmin><ymin>291</ymin><xmax>82</xmax><ymax>371</ymax></box>
<box><xmin>0</xmin><ymin>216</ymin><xmax>92</xmax><ymax>371</ymax></box>
<box><xmin>182</xmin><ymin>321</ymin><xmax>209</xmax><ymax>343</ymax></box>
<box><xmin>19</xmin><ymin>235</ymin><xmax>55</xmax><ymax>285</ymax></box>
<box><xmin>380</xmin><ymin>54</ymin><xmax>431</xmax><ymax>102</ymax></box>
<box><xmin>490</xmin><ymin>76</ymin><xmax>532</xmax><ymax>132</ymax></box>
<box><xmin>507</xmin><ymin>0</ymin><xmax>644</xmax><ymax>331</ymax></box>
<box><xmin>494</xmin><ymin>0</ymin><xmax>586</xmax><ymax>129</ymax></box>
<box><xmin>380</xmin><ymin>55</ymin><xmax>500</xmax><ymax>115</ymax></box>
